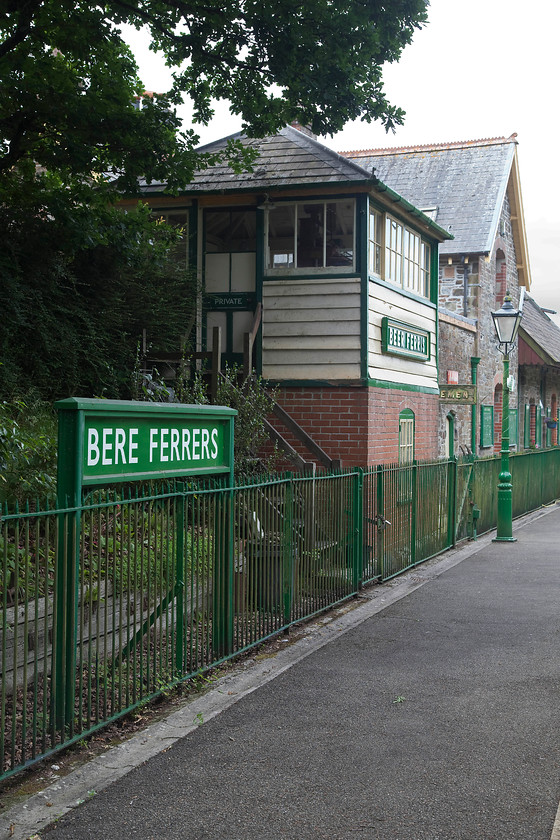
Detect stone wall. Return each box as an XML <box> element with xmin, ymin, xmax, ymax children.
<box><xmin>437</xmin><ymin>195</ymin><xmax>523</xmax><ymax>457</ymax></box>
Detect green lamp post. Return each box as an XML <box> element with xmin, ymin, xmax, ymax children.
<box><xmin>491</xmin><ymin>290</ymin><xmax>524</xmax><ymax>542</ymax></box>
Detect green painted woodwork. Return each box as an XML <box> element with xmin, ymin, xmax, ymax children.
<box><xmin>382</xmin><ymin>317</ymin><xmax>430</xmax><ymax>361</ymax></box>
<box><xmin>480</xmin><ymin>405</ymin><xmax>494</xmax><ymax>449</ymax></box>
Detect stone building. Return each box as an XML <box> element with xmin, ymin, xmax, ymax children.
<box><xmin>342</xmin><ymin>135</ymin><xmax>532</xmax><ymax>456</ymax></box>
<box><xmin>518</xmin><ymin>296</ymin><xmax>560</xmax><ymax>448</ymax></box>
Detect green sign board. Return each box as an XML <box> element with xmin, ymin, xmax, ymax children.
<box><xmin>480</xmin><ymin>404</ymin><xmax>494</xmax><ymax>448</ymax></box>
<box><xmin>381</xmin><ymin>317</ymin><xmax>430</xmax><ymax>361</ymax></box>
<box><xmin>56</xmin><ymin>398</ymin><xmax>236</xmax><ymax>490</ymax></box>
<box><xmin>52</xmin><ymin>397</ymin><xmax>236</xmax><ymax>731</ymax></box>
<box><xmin>207</xmin><ymin>292</ymin><xmax>256</xmax><ymax>311</ymax></box>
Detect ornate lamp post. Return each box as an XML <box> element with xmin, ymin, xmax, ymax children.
<box><xmin>491</xmin><ymin>290</ymin><xmax>524</xmax><ymax>542</ymax></box>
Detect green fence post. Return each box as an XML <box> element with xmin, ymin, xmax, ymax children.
<box><xmin>411</xmin><ymin>460</ymin><xmax>418</xmax><ymax>566</ymax></box>
<box><xmin>175</xmin><ymin>488</ymin><xmax>185</xmax><ymax>675</ymax></box>
<box><xmin>213</xmin><ymin>482</ymin><xmax>234</xmax><ymax>659</ymax></box>
<box><xmin>353</xmin><ymin>468</ymin><xmax>364</xmax><ymax>591</ymax></box>
<box><xmin>376</xmin><ymin>464</ymin><xmax>385</xmax><ymax>580</ymax></box>
<box><xmin>283</xmin><ymin>474</ymin><xmax>295</xmax><ymax>626</ymax></box>
<box><xmin>53</xmin><ymin>403</ymin><xmax>84</xmax><ymax>733</ymax></box>
<box><xmin>447</xmin><ymin>457</ymin><xmax>457</xmax><ymax>548</ymax></box>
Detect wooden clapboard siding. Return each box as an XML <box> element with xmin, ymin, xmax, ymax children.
<box><xmin>368</xmin><ymin>280</ymin><xmax>438</xmax><ymax>389</ymax></box>
<box><xmin>262</xmin><ymin>277</ymin><xmax>361</xmax><ymax>380</ymax></box>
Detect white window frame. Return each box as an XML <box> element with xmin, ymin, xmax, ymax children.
<box><xmin>368</xmin><ymin>206</ymin><xmax>431</xmax><ymax>300</ymax></box>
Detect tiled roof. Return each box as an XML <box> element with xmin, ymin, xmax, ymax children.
<box><xmin>140</xmin><ymin>126</ymin><xmax>373</xmax><ymax>194</ymax></box>
<box><xmin>341</xmin><ymin>136</ymin><xmax>518</xmax><ymax>255</ymax></box>
<box><xmin>519</xmin><ymin>296</ymin><xmax>560</xmax><ymax>365</ymax></box>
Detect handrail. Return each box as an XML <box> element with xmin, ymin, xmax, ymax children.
<box><xmin>243</xmin><ymin>303</ymin><xmax>262</xmax><ymax>379</ymax></box>
<box><xmin>271</xmin><ymin>401</ymin><xmax>339</xmax><ymax>470</ymax></box>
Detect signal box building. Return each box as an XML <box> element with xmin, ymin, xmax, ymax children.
<box><xmin>123</xmin><ymin>125</ymin><xmax>451</xmax><ymax>468</ymax></box>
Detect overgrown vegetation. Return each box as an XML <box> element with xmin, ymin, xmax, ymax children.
<box><xmin>0</xmin><ymin>397</ymin><xmax>57</xmax><ymax>506</ymax></box>
<box><xmin>0</xmin><ymin>203</ymin><xmax>198</xmax><ymax>401</ymax></box>
<box><xmin>135</xmin><ymin>361</ymin><xmax>280</xmax><ymax>476</ymax></box>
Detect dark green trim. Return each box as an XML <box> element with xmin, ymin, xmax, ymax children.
<box><xmin>263</xmin><ymin>272</ymin><xmax>360</xmax><ymax>281</ymax></box>
<box><xmin>137</xmin><ymin>182</ymin><xmax>374</xmax><ymax>200</ymax></box>
<box><xmin>360</xmin><ymin>194</ymin><xmax>369</xmax><ymax>382</ymax></box>
<box><xmin>430</xmin><ymin>234</ymin><xmax>439</xmax><ymax>306</ymax></box>
<box><xmin>381</xmin><ymin>316</ymin><xmax>430</xmax><ymax>361</ymax></box>
<box><xmin>255</xmin><ymin>208</ymin><xmax>265</xmax><ymax>376</ymax></box>
<box><xmin>371</xmin><ymin>182</ymin><xmax>452</xmax><ymax>241</ymax></box>
<box><xmin>524</xmin><ymin>404</ymin><xmax>531</xmax><ymax>448</ymax></box>
<box><xmin>188</xmin><ymin>202</ymin><xmax>198</xmax><ymax>267</ymax></box>
<box><xmin>446</xmin><ymin>413</ymin><xmax>455</xmax><ymax>458</ymax></box>
<box><xmin>367</xmin><ymin>378</ymin><xmax>439</xmax><ymax>395</ymax></box>
<box><xmin>509</xmin><ymin>408</ymin><xmax>519</xmax><ymax>448</ymax></box>
<box><xmin>480</xmin><ymin>404</ymin><xmax>494</xmax><ymax>448</ymax></box>
<box><xmin>262</xmin><ymin>377</ymin><xmax>439</xmax><ymax>395</ymax></box>
<box><xmin>470</xmin><ymin>357</ymin><xmax>481</xmax><ymax>454</ymax></box>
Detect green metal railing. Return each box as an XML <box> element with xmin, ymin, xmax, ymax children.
<box><xmin>2</xmin><ymin>448</ymin><xmax>559</xmax><ymax>781</ymax></box>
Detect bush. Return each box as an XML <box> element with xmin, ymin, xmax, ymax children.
<box><xmin>0</xmin><ymin>398</ymin><xmax>57</xmax><ymax>506</ymax></box>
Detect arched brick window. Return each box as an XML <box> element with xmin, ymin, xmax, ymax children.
<box><xmin>529</xmin><ymin>400</ymin><xmax>537</xmax><ymax>447</ymax></box>
<box><xmin>398</xmin><ymin>409</ymin><xmax>415</xmax><ymax>464</ymax></box>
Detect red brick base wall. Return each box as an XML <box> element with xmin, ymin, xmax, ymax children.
<box><xmin>273</xmin><ymin>385</ymin><xmax>440</xmax><ymax>467</ymax></box>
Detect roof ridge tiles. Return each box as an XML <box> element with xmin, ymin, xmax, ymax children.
<box><xmin>341</xmin><ymin>133</ymin><xmax>518</xmax><ymax>157</ymax></box>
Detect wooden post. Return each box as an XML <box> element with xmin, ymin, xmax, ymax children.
<box><xmin>210</xmin><ymin>326</ymin><xmax>221</xmax><ymax>404</ymax></box>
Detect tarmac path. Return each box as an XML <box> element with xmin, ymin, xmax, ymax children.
<box><xmin>9</xmin><ymin>507</ymin><xmax>560</xmax><ymax>840</ymax></box>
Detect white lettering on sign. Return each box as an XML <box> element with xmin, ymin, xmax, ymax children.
<box><xmin>388</xmin><ymin>325</ymin><xmax>427</xmax><ymax>355</ymax></box>
<box><xmin>88</xmin><ymin>428</ymin><xmax>100</xmax><ymax>466</ymax></box>
<box><xmin>86</xmin><ymin>426</ymin><xmax>221</xmax><ymax>468</ymax></box>
<box><xmin>102</xmin><ymin>428</ymin><xmax>113</xmax><ymax>465</ymax></box>
<box><xmin>129</xmin><ymin>429</ymin><xmax>138</xmax><ymax>464</ymax></box>
<box><xmin>115</xmin><ymin>428</ymin><xmax>126</xmax><ymax>464</ymax></box>
<box><xmin>149</xmin><ymin>427</ymin><xmax>158</xmax><ymax>463</ymax></box>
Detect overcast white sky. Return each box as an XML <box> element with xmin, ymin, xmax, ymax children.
<box><xmin>125</xmin><ymin>0</ymin><xmax>560</xmax><ymax>319</ymax></box>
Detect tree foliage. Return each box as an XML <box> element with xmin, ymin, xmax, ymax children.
<box><xmin>0</xmin><ymin>0</ymin><xmax>428</xmax><ymax>401</ymax></box>
<box><xmin>1</xmin><ymin>0</ymin><xmax>429</xmax><ymax>193</ymax></box>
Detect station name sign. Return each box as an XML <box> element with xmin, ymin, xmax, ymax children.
<box><xmin>381</xmin><ymin>317</ymin><xmax>430</xmax><ymax>361</ymax></box>
<box><xmin>56</xmin><ymin>398</ymin><xmax>236</xmax><ymax>489</ymax></box>
<box><xmin>439</xmin><ymin>385</ymin><xmax>477</xmax><ymax>404</ymax></box>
